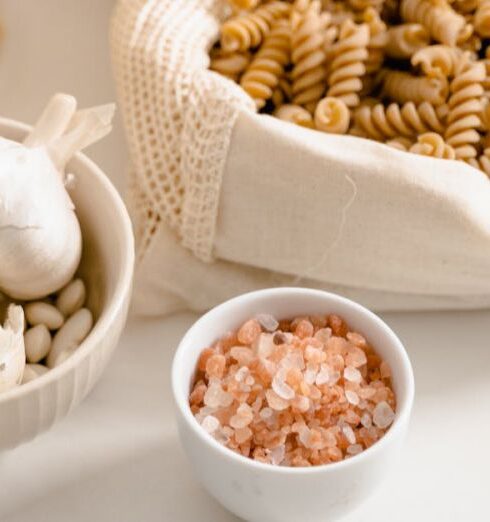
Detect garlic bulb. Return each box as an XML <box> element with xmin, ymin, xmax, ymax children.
<box><xmin>0</xmin><ymin>304</ymin><xmax>25</xmax><ymax>392</ymax></box>
<box><xmin>0</xmin><ymin>94</ymin><xmax>114</xmax><ymax>300</ymax></box>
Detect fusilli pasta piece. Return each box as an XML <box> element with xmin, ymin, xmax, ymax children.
<box><xmin>272</xmin><ymin>76</ymin><xmax>293</xmax><ymax>107</ymax></box>
<box><xmin>410</xmin><ymin>132</ymin><xmax>456</xmax><ymax>159</ymax></box>
<box><xmin>444</xmin><ymin>57</ymin><xmax>485</xmax><ymax>159</ymax></box>
<box><xmin>363</xmin><ymin>7</ymin><xmax>388</xmax><ymax>75</ymax></box>
<box><xmin>275</xmin><ymin>103</ymin><xmax>315</xmax><ymax>127</ymax></box>
<box><xmin>386</xmin><ymin>136</ymin><xmax>415</xmax><ymax>150</ymax></box>
<box><xmin>291</xmin><ymin>0</ymin><xmax>328</xmax><ymax>110</ymax></box>
<box><xmin>220</xmin><ymin>1</ymin><xmax>290</xmax><ymax>52</ymax></box>
<box><xmin>327</xmin><ymin>20</ymin><xmax>370</xmax><ymax>107</ymax></box>
<box><xmin>380</xmin><ymin>69</ymin><xmax>449</xmax><ymax>105</ymax></box>
<box><xmin>400</xmin><ymin>0</ymin><xmax>470</xmax><ymax>46</ymax></box>
<box><xmin>467</xmin><ymin>148</ymin><xmax>490</xmax><ymax>176</ymax></box>
<box><xmin>474</xmin><ymin>0</ymin><xmax>490</xmax><ymax>37</ymax></box>
<box><xmin>314</xmin><ymin>96</ymin><xmax>351</xmax><ymax>133</ymax></box>
<box><xmin>451</xmin><ymin>0</ymin><xmax>479</xmax><ymax>15</ymax></box>
<box><xmin>210</xmin><ymin>49</ymin><xmax>252</xmax><ymax>80</ymax></box>
<box><xmin>240</xmin><ymin>19</ymin><xmax>291</xmax><ymax>108</ymax></box>
<box><xmin>347</xmin><ymin>0</ymin><xmax>384</xmax><ymax>12</ymax></box>
<box><xmin>385</xmin><ymin>24</ymin><xmax>430</xmax><ymax>59</ymax></box>
<box><xmin>354</xmin><ymin>101</ymin><xmax>445</xmax><ymax>140</ymax></box>
<box><xmin>226</xmin><ymin>0</ymin><xmax>262</xmax><ymax>11</ymax></box>
<box><xmin>411</xmin><ymin>45</ymin><xmax>462</xmax><ymax>77</ymax></box>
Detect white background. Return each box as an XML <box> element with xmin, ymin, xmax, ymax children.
<box><xmin>0</xmin><ymin>2</ymin><xmax>489</xmax><ymax>521</ymax></box>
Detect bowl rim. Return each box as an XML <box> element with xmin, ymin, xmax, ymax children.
<box><xmin>0</xmin><ymin>117</ymin><xmax>135</xmax><ymax>404</ymax></box>
<box><xmin>172</xmin><ymin>287</ymin><xmax>415</xmax><ymax>475</ymax></box>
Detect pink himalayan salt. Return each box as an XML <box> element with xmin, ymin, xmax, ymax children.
<box><xmin>230</xmin><ymin>403</ymin><xmax>254</xmax><ymax>428</ymax></box>
<box><xmin>295</xmin><ymin>319</ymin><xmax>314</xmax><ymax>339</ymax></box>
<box><xmin>344</xmin><ymin>366</ymin><xmax>362</xmax><ymax>383</ymax></box>
<box><xmin>345</xmin><ymin>346</ymin><xmax>367</xmax><ymax>368</ymax></box>
<box><xmin>380</xmin><ymin>360</ymin><xmax>391</xmax><ymax>379</ymax></box>
<box><xmin>206</xmin><ymin>354</ymin><xmax>226</xmax><ymax>378</ymax></box>
<box><xmin>373</xmin><ymin>401</ymin><xmax>395</xmax><ymax>429</ymax></box>
<box><xmin>237</xmin><ymin>319</ymin><xmax>262</xmax><ymax>345</ymax></box>
<box><xmin>272</xmin><ymin>369</ymin><xmax>295</xmax><ymax>400</ymax></box>
<box><xmin>190</xmin><ymin>313</ymin><xmax>396</xmax><ymax>467</ymax></box>
<box><xmin>345</xmin><ymin>390</ymin><xmax>360</xmax><ymax>406</ymax></box>
<box><xmin>347</xmin><ymin>443</ymin><xmax>363</xmax><ymax>455</ymax></box>
<box><xmin>266</xmin><ymin>389</ymin><xmax>290</xmax><ymax>411</ymax></box>
<box><xmin>230</xmin><ymin>346</ymin><xmax>255</xmax><ymax>366</ymax></box>
<box><xmin>342</xmin><ymin>425</ymin><xmax>356</xmax><ymax>445</ymax></box>
<box><xmin>201</xmin><ymin>415</ymin><xmax>220</xmax><ymax>433</ymax></box>
<box><xmin>235</xmin><ymin>426</ymin><xmax>253</xmax><ymax>443</ymax></box>
<box><xmin>256</xmin><ymin>313</ymin><xmax>279</xmax><ymax>332</ymax></box>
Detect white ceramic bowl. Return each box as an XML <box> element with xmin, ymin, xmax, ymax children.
<box><xmin>172</xmin><ymin>288</ymin><xmax>415</xmax><ymax>522</ymax></box>
<box><xmin>0</xmin><ymin>118</ymin><xmax>134</xmax><ymax>451</ymax></box>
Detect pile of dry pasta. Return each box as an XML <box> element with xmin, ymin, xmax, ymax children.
<box><xmin>210</xmin><ymin>0</ymin><xmax>490</xmax><ymax>176</ymax></box>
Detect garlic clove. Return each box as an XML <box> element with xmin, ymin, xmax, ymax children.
<box><xmin>0</xmin><ymin>94</ymin><xmax>115</xmax><ymax>300</ymax></box>
<box><xmin>0</xmin><ymin>304</ymin><xmax>26</xmax><ymax>393</ymax></box>
<box><xmin>23</xmin><ymin>93</ymin><xmax>77</xmax><ymax>149</ymax></box>
<box><xmin>0</xmin><ymin>141</ymin><xmax>82</xmax><ymax>299</ymax></box>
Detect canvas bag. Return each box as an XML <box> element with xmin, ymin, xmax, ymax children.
<box><xmin>110</xmin><ymin>0</ymin><xmax>490</xmax><ymax>315</ymax></box>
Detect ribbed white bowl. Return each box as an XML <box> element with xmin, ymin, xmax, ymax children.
<box><xmin>0</xmin><ymin>118</ymin><xmax>134</xmax><ymax>451</ymax></box>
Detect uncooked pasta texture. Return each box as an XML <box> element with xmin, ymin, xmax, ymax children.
<box><xmin>211</xmin><ymin>0</ymin><xmax>490</xmax><ymax>177</ymax></box>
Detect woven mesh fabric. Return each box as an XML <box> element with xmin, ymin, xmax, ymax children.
<box><xmin>110</xmin><ymin>0</ymin><xmax>253</xmax><ymax>262</ymax></box>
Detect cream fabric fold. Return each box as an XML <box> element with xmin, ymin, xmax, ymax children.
<box><xmin>111</xmin><ymin>0</ymin><xmax>490</xmax><ymax>315</ymax></box>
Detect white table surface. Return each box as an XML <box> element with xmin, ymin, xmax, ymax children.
<box><xmin>0</xmin><ymin>1</ymin><xmax>489</xmax><ymax>521</ymax></box>
<box><xmin>2</xmin><ymin>310</ymin><xmax>490</xmax><ymax>522</ymax></box>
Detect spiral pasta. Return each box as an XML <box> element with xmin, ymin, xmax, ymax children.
<box><xmin>363</xmin><ymin>8</ymin><xmax>388</xmax><ymax>75</ymax></box>
<box><xmin>226</xmin><ymin>0</ymin><xmax>262</xmax><ymax>11</ymax></box>
<box><xmin>275</xmin><ymin>104</ymin><xmax>315</xmax><ymax>127</ymax></box>
<box><xmin>386</xmin><ymin>136</ymin><xmax>416</xmax><ymax>151</ymax></box>
<box><xmin>400</xmin><ymin>0</ymin><xmax>470</xmax><ymax>46</ymax></box>
<box><xmin>291</xmin><ymin>1</ymin><xmax>328</xmax><ymax>110</ymax></box>
<box><xmin>220</xmin><ymin>1</ymin><xmax>290</xmax><ymax>52</ymax></box>
<box><xmin>451</xmin><ymin>0</ymin><xmax>479</xmax><ymax>15</ymax></box>
<box><xmin>411</xmin><ymin>45</ymin><xmax>462</xmax><ymax>77</ymax></box>
<box><xmin>354</xmin><ymin>101</ymin><xmax>445</xmax><ymax>140</ymax></box>
<box><xmin>272</xmin><ymin>76</ymin><xmax>293</xmax><ymax>107</ymax></box>
<box><xmin>444</xmin><ymin>58</ymin><xmax>485</xmax><ymax>159</ymax></box>
<box><xmin>210</xmin><ymin>50</ymin><xmax>251</xmax><ymax>80</ymax></box>
<box><xmin>410</xmin><ymin>132</ymin><xmax>456</xmax><ymax>159</ymax></box>
<box><xmin>385</xmin><ymin>24</ymin><xmax>430</xmax><ymax>59</ymax></box>
<box><xmin>347</xmin><ymin>0</ymin><xmax>384</xmax><ymax>12</ymax></box>
<box><xmin>211</xmin><ymin>0</ymin><xmax>490</xmax><ymax>177</ymax></box>
<box><xmin>240</xmin><ymin>19</ymin><xmax>291</xmax><ymax>108</ymax></box>
<box><xmin>314</xmin><ymin>96</ymin><xmax>351</xmax><ymax>133</ymax></box>
<box><xmin>467</xmin><ymin>149</ymin><xmax>490</xmax><ymax>176</ymax></box>
<box><xmin>380</xmin><ymin>70</ymin><xmax>449</xmax><ymax>105</ymax></box>
<box><xmin>327</xmin><ymin>20</ymin><xmax>370</xmax><ymax>108</ymax></box>
<box><xmin>474</xmin><ymin>0</ymin><xmax>490</xmax><ymax>37</ymax></box>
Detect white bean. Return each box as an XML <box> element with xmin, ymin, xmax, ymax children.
<box><xmin>47</xmin><ymin>308</ymin><xmax>93</xmax><ymax>368</ymax></box>
<box><xmin>24</xmin><ymin>324</ymin><xmax>52</xmax><ymax>363</ymax></box>
<box><xmin>56</xmin><ymin>279</ymin><xmax>86</xmax><ymax>317</ymax></box>
<box><xmin>24</xmin><ymin>302</ymin><xmax>64</xmax><ymax>330</ymax></box>
<box><xmin>22</xmin><ymin>364</ymin><xmax>49</xmax><ymax>384</ymax></box>
<box><xmin>52</xmin><ymin>348</ymin><xmax>76</xmax><ymax>367</ymax></box>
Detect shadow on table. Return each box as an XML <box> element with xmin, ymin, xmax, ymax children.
<box><xmin>4</xmin><ymin>435</ymin><xmax>241</xmax><ymax>522</ymax></box>
<box><xmin>381</xmin><ymin>308</ymin><xmax>490</xmax><ymax>397</ymax></box>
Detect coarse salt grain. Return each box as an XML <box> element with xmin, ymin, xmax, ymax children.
<box><xmin>272</xmin><ymin>369</ymin><xmax>295</xmax><ymax>400</ymax></box>
<box><xmin>190</xmin><ymin>313</ymin><xmax>396</xmax><ymax>467</ymax></box>
<box><xmin>373</xmin><ymin>401</ymin><xmax>395</xmax><ymax>429</ymax></box>
<box><xmin>201</xmin><ymin>415</ymin><xmax>220</xmax><ymax>433</ymax></box>
<box><xmin>342</xmin><ymin>425</ymin><xmax>356</xmax><ymax>445</ymax></box>
<box><xmin>344</xmin><ymin>366</ymin><xmax>362</xmax><ymax>383</ymax></box>
<box><xmin>347</xmin><ymin>444</ymin><xmax>363</xmax><ymax>455</ymax></box>
<box><xmin>256</xmin><ymin>313</ymin><xmax>279</xmax><ymax>332</ymax></box>
<box><xmin>266</xmin><ymin>389</ymin><xmax>290</xmax><ymax>411</ymax></box>
<box><xmin>345</xmin><ymin>390</ymin><xmax>360</xmax><ymax>406</ymax></box>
